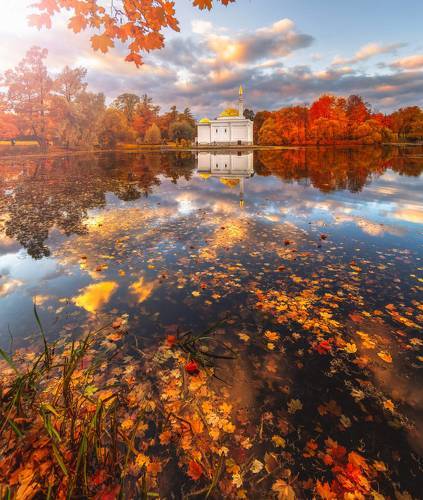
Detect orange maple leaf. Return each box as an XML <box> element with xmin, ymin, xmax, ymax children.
<box><xmin>27</xmin><ymin>13</ymin><xmax>52</xmax><ymax>29</ymax></box>
<box><xmin>91</xmin><ymin>34</ymin><xmax>115</xmax><ymax>53</ymax></box>
<box><xmin>68</xmin><ymin>15</ymin><xmax>87</xmax><ymax>33</ymax></box>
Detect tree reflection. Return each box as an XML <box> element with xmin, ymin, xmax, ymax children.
<box><xmin>0</xmin><ymin>152</ymin><xmax>196</xmax><ymax>258</ymax></box>
<box><xmin>0</xmin><ymin>148</ymin><xmax>421</xmax><ymax>259</ymax></box>
<box><xmin>256</xmin><ymin>146</ymin><xmax>423</xmax><ymax>192</ymax></box>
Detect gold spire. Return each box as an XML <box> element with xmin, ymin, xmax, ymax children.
<box><xmin>239</xmin><ymin>85</ymin><xmax>243</xmax><ymax>96</ymax></box>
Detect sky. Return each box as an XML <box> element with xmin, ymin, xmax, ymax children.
<box><xmin>0</xmin><ymin>0</ymin><xmax>423</xmax><ymax>117</ymax></box>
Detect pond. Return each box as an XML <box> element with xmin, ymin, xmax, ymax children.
<box><xmin>0</xmin><ymin>147</ymin><xmax>422</xmax><ymax>498</ymax></box>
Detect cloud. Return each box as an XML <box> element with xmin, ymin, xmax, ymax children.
<box><xmin>390</xmin><ymin>54</ymin><xmax>423</xmax><ymax>70</ymax></box>
<box><xmin>205</xmin><ymin>18</ymin><xmax>313</xmax><ymax>64</ymax></box>
<box><xmin>332</xmin><ymin>42</ymin><xmax>406</xmax><ymax>66</ymax></box>
<box><xmin>0</xmin><ymin>7</ymin><xmax>421</xmax><ymax>117</ymax></box>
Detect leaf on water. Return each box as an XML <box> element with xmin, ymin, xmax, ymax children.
<box><xmin>187</xmin><ymin>460</ymin><xmax>203</xmax><ymax>481</ymax></box>
<box><xmin>377</xmin><ymin>351</ymin><xmax>392</xmax><ymax>363</ymax></box>
<box><xmin>287</xmin><ymin>399</ymin><xmax>303</xmax><ymax>414</ymax></box>
<box><xmin>250</xmin><ymin>459</ymin><xmax>264</xmax><ymax>474</ymax></box>
<box><xmin>272</xmin><ymin>479</ymin><xmax>296</xmax><ymax>500</ymax></box>
<box><xmin>272</xmin><ymin>435</ymin><xmax>286</xmax><ymax>448</ymax></box>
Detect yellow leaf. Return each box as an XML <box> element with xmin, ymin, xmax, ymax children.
<box><xmin>383</xmin><ymin>399</ymin><xmax>395</xmax><ymax>412</ymax></box>
<box><xmin>265</xmin><ymin>330</ymin><xmax>280</xmax><ymax>341</ymax></box>
<box><xmin>378</xmin><ymin>351</ymin><xmax>392</xmax><ymax>363</ymax></box>
<box><xmin>272</xmin><ymin>435</ymin><xmax>286</xmax><ymax>448</ymax></box>
<box><xmin>287</xmin><ymin>399</ymin><xmax>303</xmax><ymax>414</ymax></box>
<box><xmin>344</xmin><ymin>342</ymin><xmax>357</xmax><ymax>354</ymax></box>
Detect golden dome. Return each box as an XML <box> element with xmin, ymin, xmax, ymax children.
<box><xmin>220</xmin><ymin>178</ymin><xmax>240</xmax><ymax>188</ymax></box>
<box><xmin>219</xmin><ymin>108</ymin><xmax>239</xmax><ymax>118</ymax></box>
<box><xmin>199</xmin><ymin>173</ymin><xmax>211</xmax><ymax>179</ymax></box>
<box><xmin>199</xmin><ymin>117</ymin><xmax>211</xmax><ymax>123</ymax></box>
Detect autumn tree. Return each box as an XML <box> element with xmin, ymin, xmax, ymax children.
<box><xmin>144</xmin><ymin>123</ymin><xmax>162</xmax><ymax>144</ymax></box>
<box><xmin>98</xmin><ymin>108</ymin><xmax>134</xmax><ymax>148</ymax></box>
<box><xmin>55</xmin><ymin>66</ymin><xmax>87</xmax><ymax>103</ymax></box>
<box><xmin>112</xmin><ymin>93</ymin><xmax>140</xmax><ymax>124</ymax></box>
<box><xmin>29</xmin><ymin>0</ymin><xmax>236</xmax><ymax>66</ymax></box>
<box><xmin>53</xmin><ymin>91</ymin><xmax>106</xmax><ymax>148</ymax></box>
<box><xmin>133</xmin><ymin>94</ymin><xmax>160</xmax><ymax>140</ymax></box>
<box><xmin>258</xmin><ymin>106</ymin><xmax>309</xmax><ymax>145</ymax></box>
<box><xmin>253</xmin><ymin>111</ymin><xmax>271</xmax><ymax>144</ymax></box>
<box><xmin>4</xmin><ymin>46</ymin><xmax>53</xmax><ymax>150</ymax></box>
<box><xmin>0</xmin><ymin>113</ymin><xmax>19</xmax><ymax>143</ymax></box>
<box><xmin>390</xmin><ymin>106</ymin><xmax>423</xmax><ymax>141</ymax></box>
<box><xmin>346</xmin><ymin>95</ymin><xmax>371</xmax><ymax>125</ymax></box>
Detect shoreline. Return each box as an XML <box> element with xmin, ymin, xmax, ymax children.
<box><xmin>0</xmin><ymin>142</ymin><xmax>421</xmax><ymax>161</ymax></box>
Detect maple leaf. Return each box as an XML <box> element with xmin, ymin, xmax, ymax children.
<box><xmin>37</xmin><ymin>0</ymin><xmax>59</xmax><ymax>14</ymax></box>
<box><xmin>187</xmin><ymin>460</ymin><xmax>203</xmax><ymax>480</ymax></box>
<box><xmin>250</xmin><ymin>459</ymin><xmax>264</xmax><ymax>473</ymax></box>
<box><xmin>287</xmin><ymin>398</ymin><xmax>303</xmax><ymax>414</ymax></box>
<box><xmin>192</xmin><ymin>0</ymin><xmax>213</xmax><ymax>10</ymax></box>
<box><xmin>265</xmin><ymin>330</ymin><xmax>280</xmax><ymax>341</ymax></box>
<box><xmin>272</xmin><ymin>435</ymin><xmax>286</xmax><ymax>448</ymax></box>
<box><xmin>185</xmin><ymin>360</ymin><xmax>199</xmax><ymax>375</ymax></box>
<box><xmin>344</xmin><ymin>342</ymin><xmax>358</xmax><ymax>354</ymax></box>
<box><xmin>125</xmin><ymin>52</ymin><xmax>143</xmax><ymax>68</ymax></box>
<box><xmin>377</xmin><ymin>351</ymin><xmax>392</xmax><ymax>363</ymax></box>
<box><xmin>316</xmin><ymin>480</ymin><xmax>337</xmax><ymax>499</ymax></box>
<box><xmin>383</xmin><ymin>399</ymin><xmax>395</xmax><ymax>412</ymax></box>
<box><xmin>68</xmin><ymin>15</ymin><xmax>87</xmax><ymax>33</ymax></box>
<box><xmin>27</xmin><ymin>13</ymin><xmax>52</xmax><ymax>29</ymax></box>
<box><xmin>91</xmin><ymin>34</ymin><xmax>114</xmax><ymax>53</ymax></box>
<box><xmin>272</xmin><ymin>479</ymin><xmax>296</xmax><ymax>500</ymax></box>
<box><xmin>135</xmin><ymin>453</ymin><xmax>150</xmax><ymax>469</ymax></box>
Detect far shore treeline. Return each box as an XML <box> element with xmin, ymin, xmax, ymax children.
<box><xmin>0</xmin><ymin>47</ymin><xmax>422</xmax><ymax>152</ymax></box>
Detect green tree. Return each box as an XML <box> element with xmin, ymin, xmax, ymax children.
<box><xmin>169</xmin><ymin>120</ymin><xmax>195</xmax><ymax>142</ymax></box>
<box><xmin>243</xmin><ymin>108</ymin><xmax>255</xmax><ymax>121</ymax></box>
<box><xmin>182</xmin><ymin>107</ymin><xmax>195</xmax><ymax>127</ymax></box>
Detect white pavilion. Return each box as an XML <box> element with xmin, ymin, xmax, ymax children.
<box><xmin>196</xmin><ymin>86</ymin><xmax>254</xmax><ymax>146</ymax></box>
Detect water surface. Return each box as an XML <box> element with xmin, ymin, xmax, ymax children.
<box><xmin>0</xmin><ymin>147</ymin><xmax>422</xmax><ymax>497</ymax></box>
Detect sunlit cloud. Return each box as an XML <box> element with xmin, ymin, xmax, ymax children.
<box><xmin>129</xmin><ymin>277</ymin><xmax>156</xmax><ymax>303</ymax></box>
<box><xmin>332</xmin><ymin>42</ymin><xmax>406</xmax><ymax>66</ymax></box>
<box><xmin>390</xmin><ymin>54</ymin><xmax>423</xmax><ymax>70</ymax></box>
<box><xmin>73</xmin><ymin>281</ymin><xmax>118</xmax><ymax>313</ymax></box>
<box><xmin>0</xmin><ymin>277</ymin><xmax>23</xmax><ymax>298</ymax></box>
<box><xmin>393</xmin><ymin>206</ymin><xmax>423</xmax><ymax>224</ymax></box>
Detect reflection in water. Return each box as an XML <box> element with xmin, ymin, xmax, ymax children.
<box><xmin>0</xmin><ymin>148</ymin><xmax>420</xmax><ymax>260</ymax></box>
<box><xmin>197</xmin><ymin>151</ymin><xmax>254</xmax><ymax>206</ymax></box>
<box><xmin>73</xmin><ymin>281</ymin><xmax>118</xmax><ymax>313</ymax></box>
<box><xmin>130</xmin><ymin>276</ymin><xmax>156</xmax><ymax>303</ymax></box>
<box><xmin>0</xmin><ymin>148</ymin><xmax>422</xmax><ymax>498</ymax></box>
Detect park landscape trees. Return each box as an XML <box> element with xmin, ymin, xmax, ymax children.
<box><xmin>1</xmin><ymin>46</ymin><xmax>422</xmax><ymax>151</ymax></box>
<box><xmin>0</xmin><ymin>0</ymin><xmax>422</xmax><ymax>150</ymax></box>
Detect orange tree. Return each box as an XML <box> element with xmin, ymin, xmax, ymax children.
<box><xmin>28</xmin><ymin>0</ymin><xmax>235</xmax><ymax>67</ymax></box>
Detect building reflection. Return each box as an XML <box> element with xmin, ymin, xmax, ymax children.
<box><xmin>196</xmin><ymin>151</ymin><xmax>254</xmax><ymax>207</ymax></box>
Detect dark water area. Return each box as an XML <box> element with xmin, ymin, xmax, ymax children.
<box><xmin>0</xmin><ymin>147</ymin><xmax>422</xmax><ymax>497</ymax></box>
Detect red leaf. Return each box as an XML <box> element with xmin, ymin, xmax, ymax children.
<box><xmin>187</xmin><ymin>460</ymin><xmax>203</xmax><ymax>480</ymax></box>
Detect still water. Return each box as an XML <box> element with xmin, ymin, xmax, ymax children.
<box><xmin>0</xmin><ymin>147</ymin><xmax>422</xmax><ymax>497</ymax></box>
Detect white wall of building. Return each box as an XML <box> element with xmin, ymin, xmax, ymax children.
<box><xmin>197</xmin><ymin>119</ymin><xmax>254</xmax><ymax>145</ymax></box>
